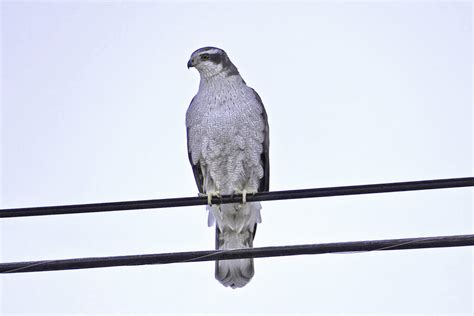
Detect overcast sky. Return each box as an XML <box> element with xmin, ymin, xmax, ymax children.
<box><xmin>1</xmin><ymin>1</ymin><xmax>472</xmax><ymax>315</ymax></box>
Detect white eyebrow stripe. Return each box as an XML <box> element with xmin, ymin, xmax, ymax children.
<box><xmin>196</xmin><ymin>48</ymin><xmax>221</xmax><ymax>56</ymax></box>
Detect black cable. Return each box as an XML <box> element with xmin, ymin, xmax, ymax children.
<box><xmin>0</xmin><ymin>234</ymin><xmax>472</xmax><ymax>274</ymax></box>
<box><xmin>1</xmin><ymin>177</ymin><xmax>472</xmax><ymax>218</ymax></box>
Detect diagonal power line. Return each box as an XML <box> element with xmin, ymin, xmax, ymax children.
<box><xmin>0</xmin><ymin>234</ymin><xmax>472</xmax><ymax>274</ymax></box>
<box><xmin>1</xmin><ymin>177</ymin><xmax>473</xmax><ymax>218</ymax></box>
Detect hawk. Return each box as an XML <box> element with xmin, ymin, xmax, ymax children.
<box><xmin>186</xmin><ymin>47</ymin><xmax>270</xmax><ymax>288</ymax></box>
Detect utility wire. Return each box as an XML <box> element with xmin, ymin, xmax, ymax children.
<box><xmin>0</xmin><ymin>234</ymin><xmax>472</xmax><ymax>274</ymax></box>
<box><xmin>0</xmin><ymin>177</ymin><xmax>472</xmax><ymax>218</ymax></box>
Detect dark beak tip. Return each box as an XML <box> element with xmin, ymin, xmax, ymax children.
<box><xmin>187</xmin><ymin>60</ymin><xmax>193</xmax><ymax>69</ymax></box>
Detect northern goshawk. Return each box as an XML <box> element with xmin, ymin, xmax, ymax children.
<box><xmin>186</xmin><ymin>47</ymin><xmax>269</xmax><ymax>288</ymax></box>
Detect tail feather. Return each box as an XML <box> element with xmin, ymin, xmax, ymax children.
<box><xmin>214</xmin><ymin>225</ymin><xmax>256</xmax><ymax>289</ymax></box>
<box><xmin>211</xmin><ymin>202</ymin><xmax>261</xmax><ymax>289</ymax></box>
<box><xmin>215</xmin><ymin>257</ymin><xmax>254</xmax><ymax>289</ymax></box>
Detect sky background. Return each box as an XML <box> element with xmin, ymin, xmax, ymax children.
<box><xmin>1</xmin><ymin>1</ymin><xmax>473</xmax><ymax>315</ymax></box>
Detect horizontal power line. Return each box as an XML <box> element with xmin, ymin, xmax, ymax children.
<box><xmin>0</xmin><ymin>234</ymin><xmax>472</xmax><ymax>274</ymax></box>
<box><xmin>1</xmin><ymin>177</ymin><xmax>472</xmax><ymax>218</ymax></box>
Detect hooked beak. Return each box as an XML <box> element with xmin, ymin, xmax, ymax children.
<box><xmin>187</xmin><ymin>58</ymin><xmax>194</xmax><ymax>69</ymax></box>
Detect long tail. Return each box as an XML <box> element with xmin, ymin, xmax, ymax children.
<box><xmin>214</xmin><ymin>224</ymin><xmax>256</xmax><ymax>289</ymax></box>
<box><xmin>210</xmin><ymin>201</ymin><xmax>261</xmax><ymax>289</ymax></box>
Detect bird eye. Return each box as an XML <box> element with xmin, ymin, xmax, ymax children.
<box><xmin>201</xmin><ymin>54</ymin><xmax>210</xmax><ymax>61</ymax></box>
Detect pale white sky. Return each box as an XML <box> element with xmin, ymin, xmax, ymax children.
<box><xmin>1</xmin><ymin>1</ymin><xmax>473</xmax><ymax>314</ymax></box>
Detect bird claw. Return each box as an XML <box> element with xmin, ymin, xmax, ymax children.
<box><xmin>200</xmin><ymin>191</ymin><xmax>220</xmax><ymax>205</ymax></box>
<box><xmin>234</xmin><ymin>189</ymin><xmax>257</xmax><ymax>205</ymax></box>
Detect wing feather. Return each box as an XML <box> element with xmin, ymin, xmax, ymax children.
<box><xmin>251</xmin><ymin>88</ymin><xmax>270</xmax><ymax>192</ymax></box>
<box><xmin>186</xmin><ymin>97</ymin><xmax>205</xmax><ymax>194</ymax></box>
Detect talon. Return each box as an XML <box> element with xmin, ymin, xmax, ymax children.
<box><xmin>242</xmin><ymin>189</ymin><xmax>247</xmax><ymax>205</ymax></box>
<box><xmin>204</xmin><ymin>191</ymin><xmax>220</xmax><ymax>206</ymax></box>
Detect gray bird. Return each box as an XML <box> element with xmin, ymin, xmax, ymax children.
<box><xmin>186</xmin><ymin>47</ymin><xmax>269</xmax><ymax>288</ymax></box>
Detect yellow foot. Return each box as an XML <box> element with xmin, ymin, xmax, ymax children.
<box><xmin>199</xmin><ymin>191</ymin><xmax>220</xmax><ymax>205</ymax></box>
<box><xmin>234</xmin><ymin>189</ymin><xmax>257</xmax><ymax>205</ymax></box>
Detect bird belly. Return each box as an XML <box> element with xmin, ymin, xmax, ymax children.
<box><xmin>200</xmin><ymin>106</ymin><xmax>263</xmax><ymax>195</ymax></box>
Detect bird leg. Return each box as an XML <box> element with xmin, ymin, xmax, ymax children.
<box><xmin>199</xmin><ymin>191</ymin><xmax>220</xmax><ymax>205</ymax></box>
<box><xmin>234</xmin><ymin>189</ymin><xmax>257</xmax><ymax>205</ymax></box>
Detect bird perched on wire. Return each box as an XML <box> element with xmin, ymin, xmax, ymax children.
<box><xmin>186</xmin><ymin>47</ymin><xmax>270</xmax><ymax>289</ymax></box>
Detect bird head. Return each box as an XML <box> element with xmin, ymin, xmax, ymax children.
<box><xmin>187</xmin><ymin>46</ymin><xmax>239</xmax><ymax>78</ymax></box>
